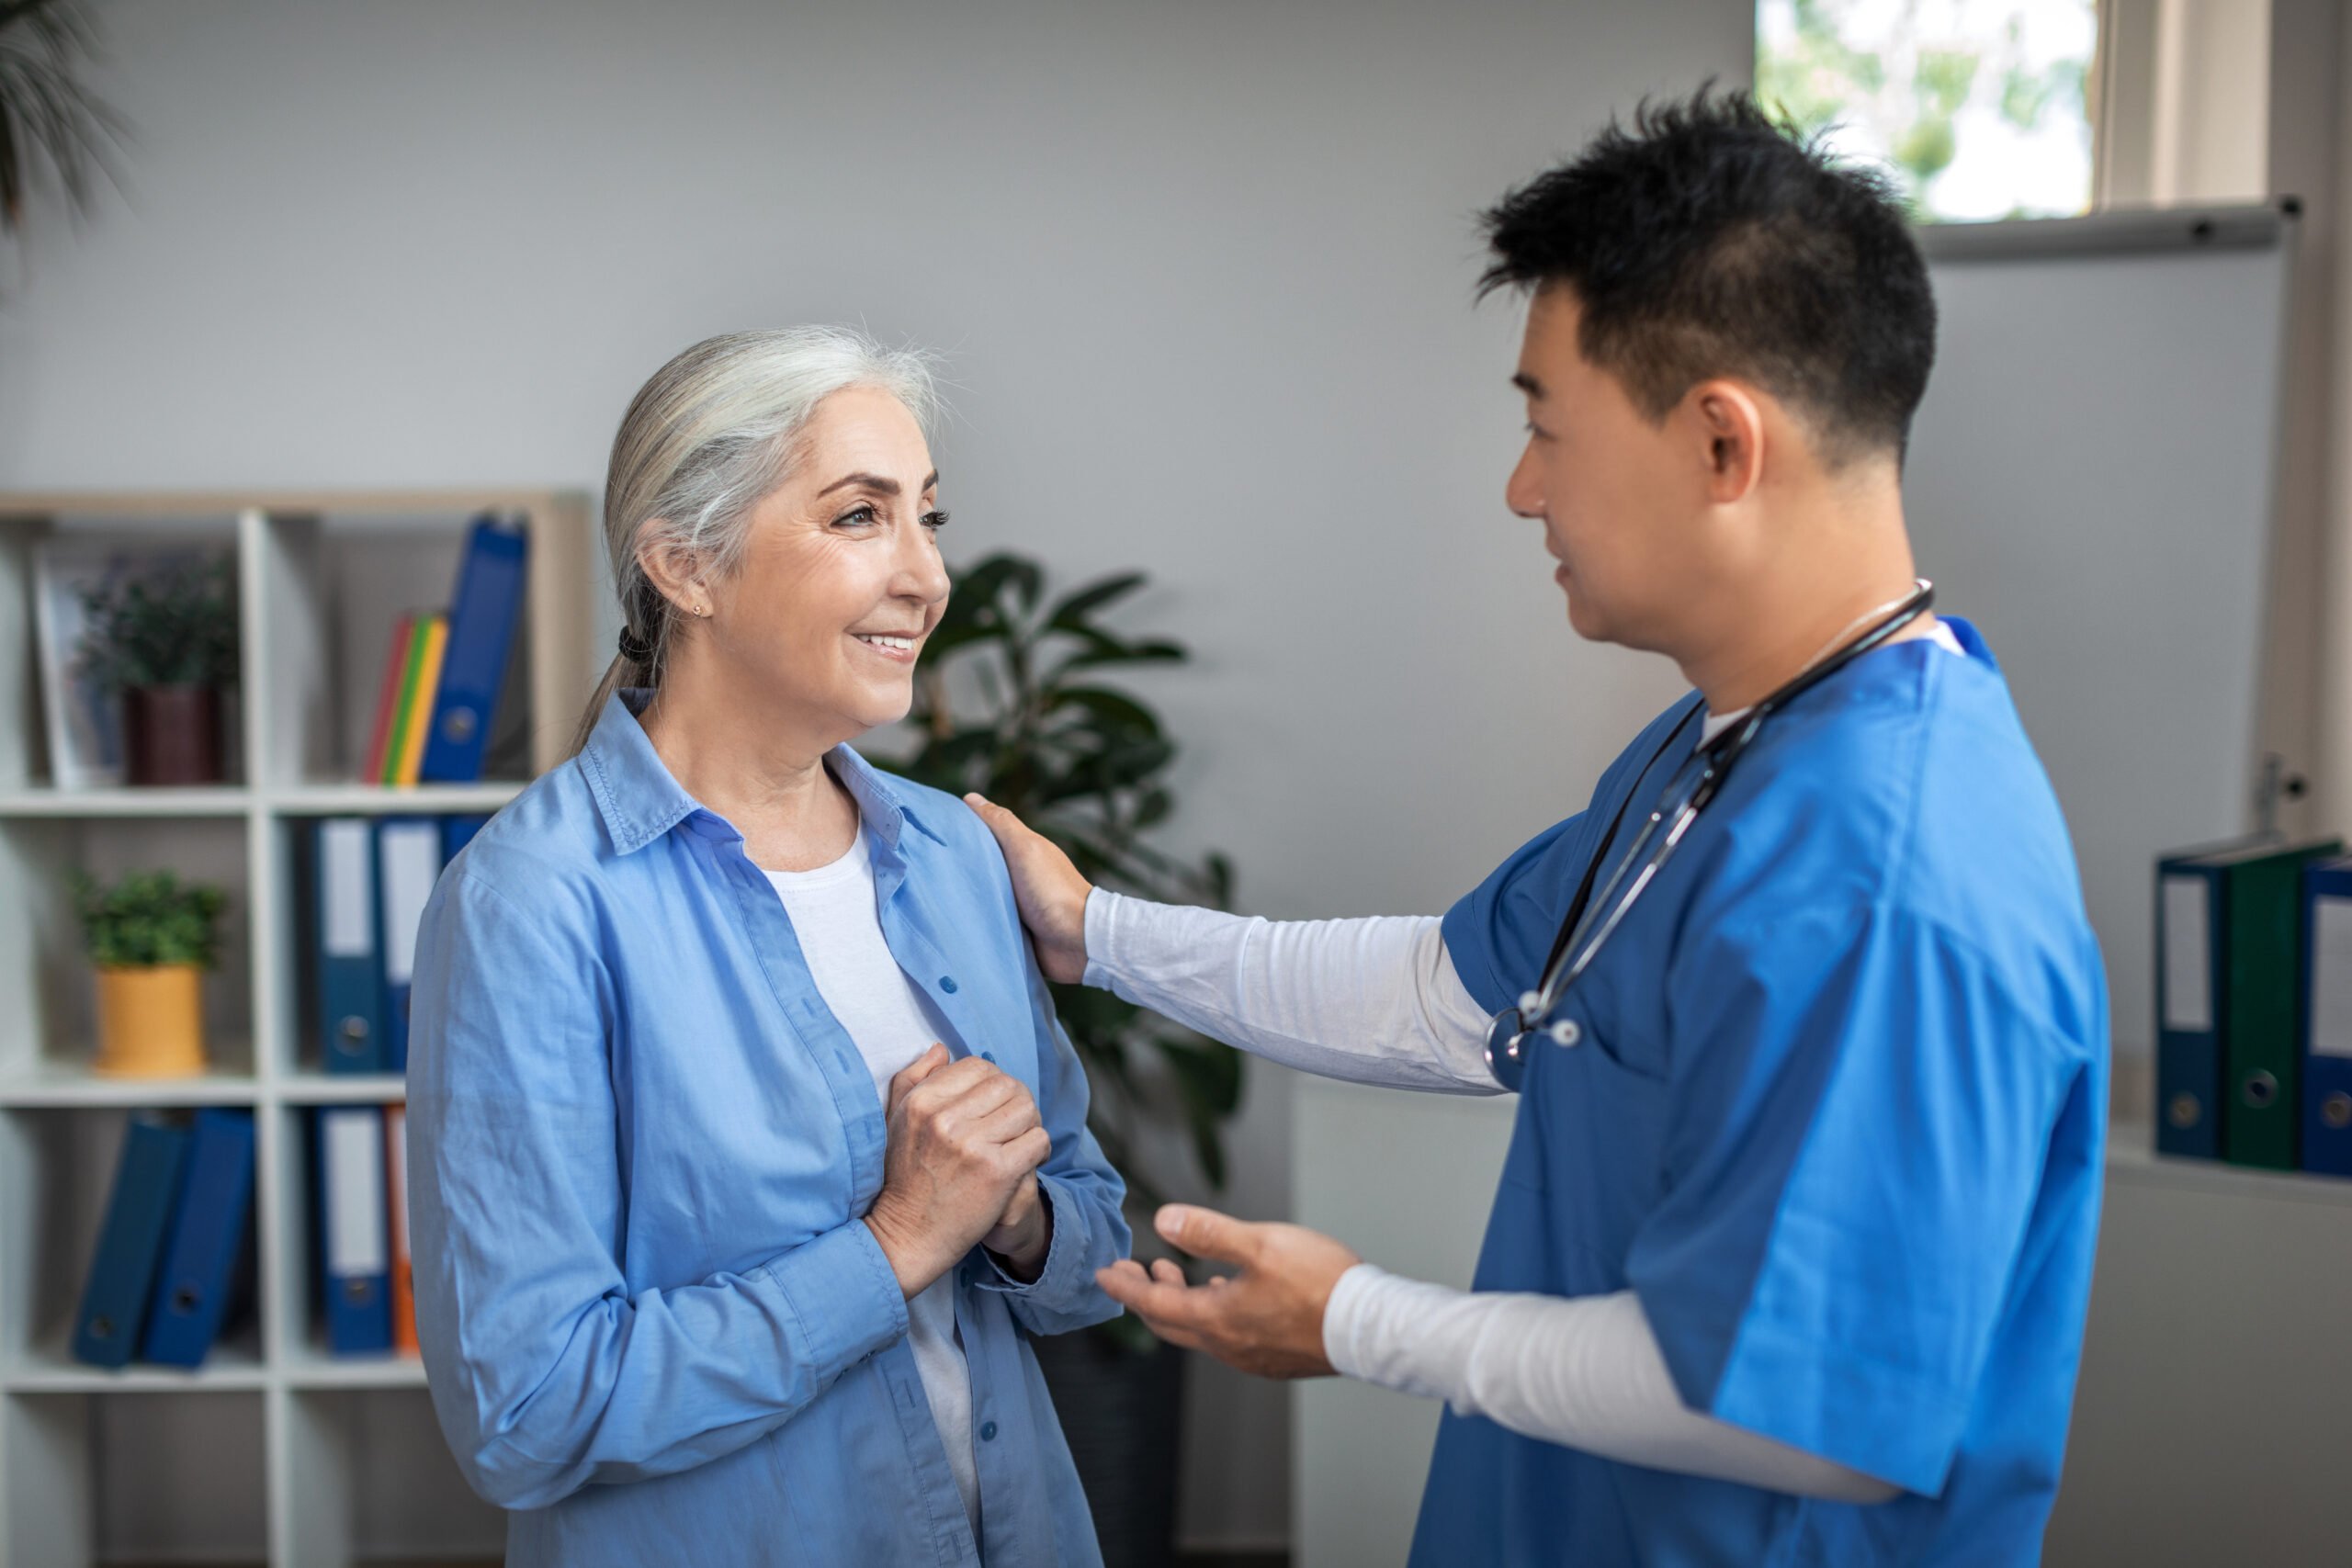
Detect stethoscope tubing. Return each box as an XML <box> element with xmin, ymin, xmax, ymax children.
<box><xmin>1487</xmin><ymin>580</ymin><xmax>1937</xmax><ymax>1083</ymax></box>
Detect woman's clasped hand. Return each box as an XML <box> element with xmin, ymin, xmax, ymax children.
<box><xmin>863</xmin><ymin>1043</ymin><xmax>1056</xmax><ymax>1296</ymax></box>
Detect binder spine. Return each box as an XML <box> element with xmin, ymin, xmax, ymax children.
<box><xmin>2156</xmin><ymin>862</ymin><xmax>2223</xmax><ymax>1159</ymax></box>
<box><xmin>317</xmin><ymin>818</ymin><xmax>387</xmax><ymax>1075</ymax></box>
<box><xmin>2301</xmin><ymin>863</ymin><xmax>2352</xmax><ymax>1177</ymax></box>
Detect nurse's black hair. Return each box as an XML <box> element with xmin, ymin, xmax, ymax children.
<box><xmin>1479</xmin><ymin>85</ymin><xmax>1936</xmax><ymax>468</ymax></box>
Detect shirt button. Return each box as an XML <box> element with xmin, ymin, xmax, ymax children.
<box><xmin>980</xmin><ymin>1051</ymin><xmax>996</xmax><ymax>1065</ymax></box>
<box><xmin>939</xmin><ymin>976</ymin><xmax>958</xmax><ymax>993</ymax></box>
<box><xmin>979</xmin><ymin>1421</ymin><xmax>998</xmax><ymax>1442</ymax></box>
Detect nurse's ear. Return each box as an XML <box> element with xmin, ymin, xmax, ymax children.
<box><xmin>1685</xmin><ymin>378</ymin><xmax>1768</xmax><ymax>508</ymax></box>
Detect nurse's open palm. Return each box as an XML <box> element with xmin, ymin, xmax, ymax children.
<box><xmin>963</xmin><ymin>794</ymin><xmax>1091</xmax><ymax>984</ymax></box>
<box><xmin>1097</xmin><ymin>1204</ymin><xmax>1360</xmax><ymax>1380</ymax></box>
<box><xmin>865</xmin><ymin>1044</ymin><xmax>1053</xmax><ymax>1298</ymax></box>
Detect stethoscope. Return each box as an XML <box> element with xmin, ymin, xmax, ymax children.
<box><xmin>1483</xmin><ymin>579</ymin><xmax>1938</xmax><ymax>1091</ymax></box>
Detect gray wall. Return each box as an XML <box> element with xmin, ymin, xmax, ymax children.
<box><xmin>2</xmin><ymin>0</ymin><xmax>1751</xmax><ymax>1547</ymax></box>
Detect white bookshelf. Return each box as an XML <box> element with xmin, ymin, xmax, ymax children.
<box><xmin>0</xmin><ymin>491</ymin><xmax>598</xmax><ymax>1568</ymax></box>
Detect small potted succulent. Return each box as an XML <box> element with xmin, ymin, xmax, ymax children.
<box><xmin>77</xmin><ymin>556</ymin><xmax>240</xmax><ymax>785</ymax></box>
<box><xmin>73</xmin><ymin>871</ymin><xmax>227</xmax><ymax>1078</ymax></box>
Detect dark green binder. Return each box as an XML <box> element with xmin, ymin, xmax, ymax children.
<box><xmin>2209</xmin><ymin>837</ymin><xmax>2344</xmax><ymax>1169</ymax></box>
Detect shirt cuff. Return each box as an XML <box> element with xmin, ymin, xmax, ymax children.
<box><xmin>759</xmin><ymin>1218</ymin><xmax>911</xmax><ymax>1382</ymax></box>
<box><xmin>972</xmin><ymin>1172</ymin><xmax>1089</xmax><ymax>1305</ymax></box>
<box><xmin>1080</xmin><ymin>886</ymin><xmax>1124</xmax><ymax>991</ymax></box>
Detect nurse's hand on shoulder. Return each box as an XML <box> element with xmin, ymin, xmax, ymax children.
<box><xmin>1097</xmin><ymin>1205</ymin><xmax>1361</xmax><ymax>1380</ymax></box>
<box><xmin>963</xmin><ymin>794</ymin><xmax>1091</xmax><ymax>985</ymax></box>
<box><xmin>864</xmin><ymin>1044</ymin><xmax>1054</xmax><ymax>1298</ymax></box>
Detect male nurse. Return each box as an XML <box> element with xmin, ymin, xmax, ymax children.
<box><xmin>967</xmin><ymin>89</ymin><xmax>2107</xmax><ymax>1564</ymax></box>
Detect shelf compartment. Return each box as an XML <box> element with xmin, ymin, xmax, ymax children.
<box><xmin>0</xmin><ymin>510</ymin><xmax>247</xmax><ymax>795</ymax></box>
<box><xmin>252</xmin><ymin>510</ymin><xmax>542</xmax><ymax>795</ymax></box>
<box><xmin>0</xmin><ymin>1108</ymin><xmax>266</xmax><ymax>1380</ymax></box>
<box><xmin>280</xmin><ymin>1385</ymin><xmax>500</xmax><ymax>1568</ymax></box>
<box><xmin>96</xmin><ymin>1390</ymin><xmax>269</xmax><ymax>1562</ymax></box>
<box><xmin>0</xmin><ymin>815</ymin><xmax>256</xmax><ymax>1084</ymax></box>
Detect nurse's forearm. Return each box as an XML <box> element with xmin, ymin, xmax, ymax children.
<box><xmin>1081</xmin><ymin>890</ymin><xmax>1502</xmax><ymax>1095</ymax></box>
<box><xmin>1323</xmin><ymin>1267</ymin><xmax>1899</xmax><ymax>1504</ymax></box>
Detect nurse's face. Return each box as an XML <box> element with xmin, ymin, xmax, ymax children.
<box><xmin>1503</xmin><ymin>287</ymin><xmax>1743</xmax><ymax>653</ymax></box>
<box><xmin>693</xmin><ymin>386</ymin><xmax>952</xmax><ymax>739</ymax></box>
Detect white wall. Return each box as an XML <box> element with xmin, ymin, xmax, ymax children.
<box><xmin>1</xmin><ymin>0</ymin><xmax>1751</xmax><ymax>1547</ymax></box>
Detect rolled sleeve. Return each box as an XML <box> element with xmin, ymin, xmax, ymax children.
<box><xmin>757</xmin><ymin>1218</ymin><xmax>912</xmax><ymax>1382</ymax></box>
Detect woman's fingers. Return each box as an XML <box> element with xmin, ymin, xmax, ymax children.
<box><xmin>968</xmin><ymin>1089</ymin><xmax>1045</xmax><ymax>1145</ymax></box>
<box><xmin>886</xmin><ymin>1043</ymin><xmax>951</xmax><ymax>1114</ymax></box>
<box><xmin>1003</xmin><ymin>1124</ymin><xmax>1053</xmax><ymax>1173</ymax></box>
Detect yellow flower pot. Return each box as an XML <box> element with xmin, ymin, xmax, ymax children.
<box><xmin>93</xmin><ymin>964</ymin><xmax>209</xmax><ymax>1078</ymax></box>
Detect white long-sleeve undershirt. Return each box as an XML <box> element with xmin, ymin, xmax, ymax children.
<box><xmin>1081</xmin><ymin>889</ymin><xmax>1897</xmax><ymax>1504</ymax></box>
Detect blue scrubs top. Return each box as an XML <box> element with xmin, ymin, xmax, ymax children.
<box><xmin>1429</xmin><ymin>619</ymin><xmax>2107</xmax><ymax>1566</ymax></box>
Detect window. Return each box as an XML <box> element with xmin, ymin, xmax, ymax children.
<box><xmin>1758</xmin><ymin>0</ymin><xmax>2100</xmax><ymax>222</ymax></box>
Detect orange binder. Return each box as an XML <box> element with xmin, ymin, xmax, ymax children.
<box><xmin>385</xmin><ymin>1103</ymin><xmax>418</xmax><ymax>1356</ymax></box>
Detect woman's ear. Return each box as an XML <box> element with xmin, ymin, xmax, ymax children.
<box><xmin>634</xmin><ymin>525</ymin><xmax>708</xmax><ymax>619</ymax></box>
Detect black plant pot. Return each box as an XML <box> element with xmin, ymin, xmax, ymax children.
<box><xmin>1034</xmin><ymin>1329</ymin><xmax>1186</xmax><ymax>1568</ymax></box>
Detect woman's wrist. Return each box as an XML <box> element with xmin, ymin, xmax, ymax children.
<box><xmin>863</xmin><ymin>1193</ymin><xmax>950</xmax><ymax>1300</ymax></box>
<box><xmin>983</xmin><ymin>1192</ymin><xmax>1053</xmax><ymax>1281</ymax></box>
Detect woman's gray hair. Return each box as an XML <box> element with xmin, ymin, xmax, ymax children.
<box><xmin>568</xmin><ymin>326</ymin><xmax>941</xmax><ymax>757</ymax></box>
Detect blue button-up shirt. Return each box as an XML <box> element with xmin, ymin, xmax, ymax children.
<box><xmin>406</xmin><ymin>691</ymin><xmax>1129</xmax><ymax>1567</ymax></box>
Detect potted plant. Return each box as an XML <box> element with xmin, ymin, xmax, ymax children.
<box><xmin>72</xmin><ymin>870</ymin><xmax>227</xmax><ymax>1078</ymax></box>
<box><xmin>77</xmin><ymin>555</ymin><xmax>240</xmax><ymax>785</ymax></box>
<box><xmin>881</xmin><ymin>554</ymin><xmax>1240</xmax><ymax>1568</ymax></box>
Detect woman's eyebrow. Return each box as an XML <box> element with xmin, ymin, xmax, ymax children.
<box><xmin>816</xmin><ymin>468</ymin><xmax>943</xmax><ymax>499</ymax></box>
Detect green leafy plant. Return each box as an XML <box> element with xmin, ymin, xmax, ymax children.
<box><xmin>880</xmin><ymin>554</ymin><xmax>1243</xmax><ymax>1223</ymax></box>
<box><xmin>71</xmin><ymin>870</ymin><xmax>227</xmax><ymax>969</ymax></box>
<box><xmin>0</xmin><ymin>0</ymin><xmax>127</xmax><ymax>238</ymax></box>
<box><xmin>77</xmin><ymin>555</ymin><xmax>239</xmax><ymax>691</ymax></box>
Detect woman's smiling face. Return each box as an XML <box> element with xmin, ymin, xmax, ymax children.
<box><xmin>689</xmin><ymin>384</ymin><xmax>952</xmax><ymax>740</ymax></box>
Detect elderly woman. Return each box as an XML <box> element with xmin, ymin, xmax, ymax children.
<box><xmin>406</xmin><ymin>327</ymin><xmax>1128</xmax><ymax>1567</ymax></box>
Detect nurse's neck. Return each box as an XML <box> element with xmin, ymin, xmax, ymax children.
<box><xmin>1678</xmin><ymin>468</ymin><xmax>1934</xmax><ymax>720</ymax></box>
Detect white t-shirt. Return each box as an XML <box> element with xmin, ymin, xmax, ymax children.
<box><xmin>763</xmin><ymin>827</ymin><xmax>980</xmax><ymax>1533</ymax></box>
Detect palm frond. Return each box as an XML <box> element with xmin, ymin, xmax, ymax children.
<box><xmin>0</xmin><ymin>0</ymin><xmax>127</xmax><ymax>232</ymax></box>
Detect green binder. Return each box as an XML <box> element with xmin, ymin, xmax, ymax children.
<box><xmin>2210</xmin><ymin>837</ymin><xmax>2344</xmax><ymax>1169</ymax></box>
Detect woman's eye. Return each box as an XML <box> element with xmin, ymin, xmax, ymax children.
<box><xmin>921</xmin><ymin>509</ymin><xmax>951</xmax><ymax>532</ymax></box>
<box><xmin>835</xmin><ymin>504</ymin><xmax>880</xmax><ymax>528</ymax></box>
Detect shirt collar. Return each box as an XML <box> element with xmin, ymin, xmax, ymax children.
<box><xmin>577</xmin><ymin>688</ymin><xmax>946</xmax><ymax>857</ymax></box>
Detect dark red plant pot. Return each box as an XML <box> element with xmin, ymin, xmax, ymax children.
<box><xmin>123</xmin><ymin>685</ymin><xmax>224</xmax><ymax>786</ymax></box>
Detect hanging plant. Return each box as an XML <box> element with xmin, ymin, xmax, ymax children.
<box><xmin>0</xmin><ymin>0</ymin><xmax>128</xmax><ymax>243</ymax></box>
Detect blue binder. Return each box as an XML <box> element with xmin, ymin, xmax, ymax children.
<box><xmin>376</xmin><ymin>818</ymin><xmax>445</xmax><ymax>1074</ymax></box>
<box><xmin>318</xmin><ymin>1107</ymin><xmax>392</xmax><ymax>1355</ymax></box>
<box><xmin>141</xmin><ymin>1108</ymin><xmax>256</xmax><ymax>1367</ymax></box>
<box><xmin>73</xmin><ymin>1118</ymin><xmax>190</xmax><ymax>1367</ymax></box>
<box><xmin>316</xmin><ymin>817</ymin><xmax>388</xmax><ymax>1075</ymax></box>
<box><xmin>2155</xmin><ymin>849</ymin><xmax>2229</xmax><ymax>1159</ymax></box>
<box><xmin>441</xmin><ymin>812</ymin><xmax>491</xmax><ymax>861</ymax></box>
<box><xmin>419</xmin><ymin>514</ymin><xmax>529</xmax><ymax>784</ymax></box>
<box><xmin>2301</xmin><ymin>858</ymin><xmax>2352</xmax><ymax>1177</ymax></box>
